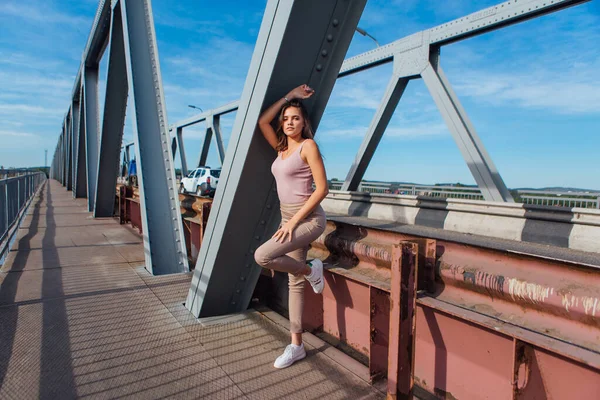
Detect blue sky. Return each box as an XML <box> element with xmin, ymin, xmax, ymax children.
<box><xmin>1</xmin><ymin>0</ymin><xmax>598</xmax><ymax>190</ymax></box>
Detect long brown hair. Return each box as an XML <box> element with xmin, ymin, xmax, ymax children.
<box><xmin>275</xmin><ymin>100</ymin><xmax>314</xmax><ymax>152</ymax></box>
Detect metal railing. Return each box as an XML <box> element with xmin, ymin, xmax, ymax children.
<box><xmin>329</xmin><ymin>181</ymin><xmax>484</xmax><ymax>199</ymax></box>
<box><xmin>330</xmin><ymin>181</ymin><xmax>600</xmax><ymax>207</ymax></box>
<box><xmin>0</xmin><ymin>171</ymin><xmax>47</xmax><ymax>263</ymax></box>
<box><xmin>517</xmin><ymin>190</ymin><xmax>600</xmax><ymax>209</ymax></box>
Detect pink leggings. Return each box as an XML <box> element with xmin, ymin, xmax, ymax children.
<box><xmin>254</xmin><ymin>202</ymin><xmax>326</xmax><ymax>333</ymax></box>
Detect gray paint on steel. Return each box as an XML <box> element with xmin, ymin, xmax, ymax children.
<box><xmin>94</xmin><ymin>5</ymin><xmax>129</xmax><ymax>218</ymax></box>
<box><xmin>119</xmin><ymin>0</ymin><xmax>188</xmax><ymax>274</ymax></box>
<box><xmin>186</xmin><ymin>0</ymin><xmax>367</xmax><ymax>318</ymax></box>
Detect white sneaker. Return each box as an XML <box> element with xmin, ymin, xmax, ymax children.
<box><xmin>273</xmin><ymin>344</ymin><xmax>306</xmax><ymax>368</ymax></box>
<box><xmin>305</xmin><ymin>259</ymin><xmax>324</xmax><ymax>294</ymax></box>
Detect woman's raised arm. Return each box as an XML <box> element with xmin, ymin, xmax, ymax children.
<box><xmin>257</xmin><ymin>84</ymin><xmax>314</xmax><ymax>150</ymax></box>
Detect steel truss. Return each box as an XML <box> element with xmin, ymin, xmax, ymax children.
<box><xmin>168</xmin><ymin>100</ymin><xmax>238</xmax><ymax>176</ymax></box>
<box><xmin>339</xmin><ymin>0</ymin><xmax>589</xmax><ymax>202</ymax></box>
<box><xmin>185</xmin><ymin>0</ymin><xmax>588</xmax><ymax>316</ymax></box>
<box><xmin>50</xmin><ymin>0</ymin><xmax>188</xmax><ymax>275</ymax></box>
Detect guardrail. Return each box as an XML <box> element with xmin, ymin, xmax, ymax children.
<box><xmin>0</xmin><ymin>171</ymin><xmax>47</xmax><ymax>263</ymax></box>
<box><xmin>517</xmin><ymin>190</ymin><xmax>600</xmax><ymax>209</ymax></box>
<box><xmin>329</xmin><ymin>181</ymin><xmax>600</xmax><ymax>207</ymax></box>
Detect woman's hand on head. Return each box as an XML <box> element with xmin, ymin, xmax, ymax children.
<box><xmin>287</xmin><ymin>84</ymin><xmax>315</xmax><ymax>101</ymax></box>
<box><xmin>272</xmin><ymin>219</ymin><xmax>298</xmax><ymax>243</ymax></box>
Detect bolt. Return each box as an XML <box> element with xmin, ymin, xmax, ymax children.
<box><xmin>260</xmin><ymin>220</ymin><xmax>265</xmax><ymax>225</ymax></box>
<box><xmin>316</xmin><ymin>64</ymin><xmax>323</xmax><ymax>71</ymax></box>
<box><xmin>332</xmin><ymin>19</ymin><xmax>339</xmax><ymax>27</ymax></box>
<box><xmin>240</xmin><ymin>277</ymin><xmax>245</xmax><ymax>281</ymax></box>
<box><xmin>321</xmin><ymin>50</ymin><xmax>328</xmax><ymax>57</ymax></box>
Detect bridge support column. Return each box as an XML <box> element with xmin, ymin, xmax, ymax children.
<box><xmin>186</xmin><ymin>0</ymin><xmax>367</xmax><ymax>318</ymax></box>
<box><xmin>117</xmin><ymin>0</ymin><xmax>189</xmax><ymax>274</ymax></box>
<box><xmin>95</xmin><ymin>4</ymin><xmax>129</xmax><ymax>217</ymax></box>
<box><xmin>84</xmin><ymin>67</ymin><xmax>100</xmax><ymax>212</ymax></box>
<box><xmin>74</xmin><ymin>87</ymin><xmax>88</xmax><ymax>199</ymax></box>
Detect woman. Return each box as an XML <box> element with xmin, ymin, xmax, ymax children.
<box><xmin>254</xmin><ymin>84</ymin><xmax>328</xmax><ymax>369</ymax></box>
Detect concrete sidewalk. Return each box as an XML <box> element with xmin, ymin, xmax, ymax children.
<box><xmin>0</xmin><ymin>180</ymin><xmax>384</xmax><ymax>399</ymax></box>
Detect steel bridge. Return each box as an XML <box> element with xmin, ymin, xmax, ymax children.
<box><xmin>1</xmin><ymin>0</ymin><xmax>599</xmax><ymax>399</ymax></box>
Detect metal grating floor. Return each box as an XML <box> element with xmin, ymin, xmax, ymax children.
<box><xmin>0</xmin><ymin>180</ymin><xmax>383</xmax><ymax>399</ymax></box>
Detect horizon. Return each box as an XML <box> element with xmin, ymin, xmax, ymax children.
<box><xmin>1</xmin><ymin>0</ymin><xmax>598</xmax><ymax>190</ymax></box>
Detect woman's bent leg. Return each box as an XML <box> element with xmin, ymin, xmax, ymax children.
<box><xmin>254</xmin><ymin>215</ymin><xmax>324</xmax><ymax>275</ymax></box>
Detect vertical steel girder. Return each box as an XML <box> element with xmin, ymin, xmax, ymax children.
<box><xmin>84</xmin><ymin>67</ymin><xmax>100</xmax><ymax>211</ymax></box>
<box><xmin>75</xmin><ymin>87</ymin><xmax>88</xmax><ymax>199</ymax></box>
<box><xmin>119</xmin><ymin>0</ymin><xmax>188</xmax><ymax>274</ymax></box>
<box><xmin>421</xmin><ymin>63</ymin><xmax>513</xmax><ymax>202</ymax></box>
<box><xmin>62</xmin><ymin>129</ymin><xmax>66</xmax><ymax>186</ymax></box>
<box><xmin>59</xmin><ymin>133</ymin><xmax>64</xmax><ymax>185</ymax></box>
<box><xmin>342</xmin><ymin>72</ymin><xmax>409</xmax><ymax>191</ymax></box>
<box><xmin>186</xmin><ymin>0</ymin><xmax>367</xmax><ymax>318</ymax></box>
<box><xmin>94</xmin><ymin>5</ymin><xmax>129</xmax><ymax>217</ymax></box>
<box><xmin>175</xmin><ymin>127</ymin><xmax>188</xmax><ymax>176</ymax></box>
<box><xmin>66</xmin><ymin>109</ymin><xmax>73</xmax><ymax>191</ymax></box>
<box><xmin>71</xmin><ymin>100</ymin><xmax>80</xmax><ymax>198</ymax></box>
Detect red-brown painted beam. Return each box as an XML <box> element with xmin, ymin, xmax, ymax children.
<box><xmin>388</xmin><ymin>242</ymin><xmax>418</xmax><ymax>399</ymax></box>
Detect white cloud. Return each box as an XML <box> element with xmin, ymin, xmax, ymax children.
<box><xmin>453</xmin><ymin>66</ymin><xmax>600</xmax><ymax>115</ymax></box>
<box><xmin>0</xmin><ymin>104</ymin><xmax>65</xmax><ymax>116</ymax></box>
<box><xmin>0</xmin><ymin>130</ymin><xmax>39</xmax><ymax>138</ymax></box>
<box><xmin>322</xmin><ymin>122</ymin><xmax>446</xmax><ymax>140</ymax></box>
<box><xmin>0</xmin><ymin>3</ymin><xmax>90</xmax><ymax>26</ymax></box>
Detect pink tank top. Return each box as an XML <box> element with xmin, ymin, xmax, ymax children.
<box><xmin>271</xmin><ymin>140</ymin><xmax>314</xmax><ymax>204</ymax></box>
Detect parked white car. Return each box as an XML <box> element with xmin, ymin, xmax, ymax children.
<box><xmin>180</xmin><ymin>167</ymin><xmax>221</xmax><ymax>197</ymax></box>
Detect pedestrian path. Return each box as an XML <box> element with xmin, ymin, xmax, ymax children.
<box><xmin>0</xmin><ymin>180</ymin><xmax>383</xmax><ymax>399</ymax></box>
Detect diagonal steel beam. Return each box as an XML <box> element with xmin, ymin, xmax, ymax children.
<box><xmin>186</xmin><ymin>0</ymin><xmax>367</xmax><ymax>318</ymax></box>
<box><xmin>95</xmin><ymin>5</ymin><xmax>129</xmax><ymax>217</ymax></box>
<box><xmin>211</xmin><ymin>115</ymin><xmax>226</xmax><ymax>164</ymax></box>
<box><xmin>197</xmin><ymin>123</ymin><xmax>213</xmax><ymax>168</ymax></box>
<box><xmin>421</xmin><ymin>62</ymin><xmax>512</xmax><ymax>202</ymax></box>
<box><xmin>119</xmin><ymin>0</ymin><xmax>188</xmax><ymax>274</ymax></box>
<box><xmin>436</xmin><ymin>65</ymin><xmax>513</xmax><ymax>202</ymax></box>
<box><xmin>342</xmin><ymin>72</ymin><xmax>409</xmax><ymax>191</ymax></box>
<box><xmin>171</xmin><ymin>136</ymin><xmax>177</xmax><ymax>158</ymax></box>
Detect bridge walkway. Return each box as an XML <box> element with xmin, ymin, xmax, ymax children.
<box><xmin>0</xmin><ymin>180</ymin><xmax>383</xmax><ymax>399</ymax></box>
